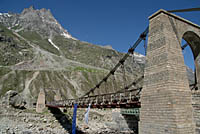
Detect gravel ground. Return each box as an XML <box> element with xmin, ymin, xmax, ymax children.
<box><xmin>0</xmin><ymin>104</ymin><xmax>136</xmax><ymax>134</ymax></box>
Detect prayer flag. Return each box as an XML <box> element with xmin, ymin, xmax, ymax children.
<box><xmin>72</xmin><ymin>103</ymin><xmax>78</xmax><ymax>134</ymax></box>
<box><xmin>84</xmin><ymin>104</ymin><xmax>91</xmax><ymax>124</ymax></box>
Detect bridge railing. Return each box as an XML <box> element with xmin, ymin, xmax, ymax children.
<box><xmin>46</xmin><ymin>88</ymin><xmax>141</xmax><ymax>108</ymax></box>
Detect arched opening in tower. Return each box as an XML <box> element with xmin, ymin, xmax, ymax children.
<box><xmin>181</xmin><ymin>39</ymin><xmax>196</xmax><ymax>87</ymax></box>
<box><xmin>183</xmin><ymin>31</ymin><xmax>200</xmax><ymax>90</ymax></box>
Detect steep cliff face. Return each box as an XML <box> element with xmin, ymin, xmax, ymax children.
<box><xmin>0</xmin><ymin>7</ymin><xmax>145</xmax><ymax>107</ymax></box>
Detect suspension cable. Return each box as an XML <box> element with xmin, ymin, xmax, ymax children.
<box><xmin>121</xmin><ymin>64</ymin><xmax>127</xmax><ymax>89</ymax></box>
<box><xmin>112</xmin><ymin>74</ymin><xmax>116</xmax><ymax>91</ymax></box>
<box><xmin>143</xmin><ymin>35</ymin><xmax>147</xmax><ymax>56</ymax></box>
<box><xmin>80</xmin><ymin>26</ymin><xmax>149</xmax><ymax>98</ymax></box>
<box><xmin>116</xmin><ymin>75</ymin><xmax>144</xmax><ymax>93</ymax></box>
<box><xmin>181</xmin><ymin>43</ymin><xmax>188</xmax><ymax>50</ymax></box>
<box><xmin>168</xmin><ymin>7</ymin><xmax>200</xmax><ymax>13</ymax></box>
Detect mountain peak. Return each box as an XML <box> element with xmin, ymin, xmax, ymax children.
<box><xmin>0</xmin><ymin>7</ymin><xmax>76</xmax><ymax>40</ymax></box>
<box><xmin>29</xmin><ymin>5</ymin><xmax>35</xmax><ymax>10</ymax></box>
<box><xmin>21</xmin><ymin>6</ymin><xmax>37</xmax><ymax>15</ymax></box>
<box><xmin>20</xmin><ymin>7</ymin><xmax>75</xmax><ymax>39</ymax></box>
<box><xmin>26</xmin><ymin>5</ymin><xmax>35</xmax><ymax>10</ymax></box>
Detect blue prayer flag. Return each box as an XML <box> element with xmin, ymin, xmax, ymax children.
<box><xmin>72</xmin><ymin>103</ymin><xmax>78</xmax><ymax>134</ymax></box>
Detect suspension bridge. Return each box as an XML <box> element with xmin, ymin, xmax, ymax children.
<box><xmin>36</xmin><ymin>8</ymin><xmax>200</xmax><ymax>134</ymax></box>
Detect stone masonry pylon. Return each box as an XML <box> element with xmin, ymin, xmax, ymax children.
<box><xmin>139</xmin><ymin>10</ymin><xmax>196</xmax><ymax>134</ymax></box>
<box><xmin>36</xmin><ymin>89</ymin><xmax>45</xmax><ymax>113</ymax></box>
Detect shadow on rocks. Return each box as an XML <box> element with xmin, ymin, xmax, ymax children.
<box><xmin>122</xmin><ymin>114</ymin><xmax>139</xmax><ymax>134</ymax></box>
<box><xmin>48</xmin><ymin>107</ymin><xmax>84</xmax><ymax>134</ymax></box>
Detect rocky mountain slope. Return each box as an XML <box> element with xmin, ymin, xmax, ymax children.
<box><xmin>0</xmin><ymin>6</ymin><xmax>146</xmax><ymax>108</ymax></box>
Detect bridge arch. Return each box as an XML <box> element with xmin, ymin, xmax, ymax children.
<box><xmin>182</xmin><ymin>31</ymin><xmax>200</xmax><ymax>87</ymax></box>
<box><xmin>140</xmin><ymin>9</ymin><xmax>200</xmax><ymax>134</ymax></box>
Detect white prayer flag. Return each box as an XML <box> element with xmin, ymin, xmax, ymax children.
<box><xmin>84</xmin><ymin>104</ymin><xmax>91</xmax><ymax>124</ymax></box>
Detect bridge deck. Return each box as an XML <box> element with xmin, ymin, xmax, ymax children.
<box><xmin>46</xmin><ymin>88</ymin><xmax>141</xmax><ymax>108</ymax></box>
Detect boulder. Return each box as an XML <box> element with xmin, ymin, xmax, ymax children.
<box><xmin>0</xmin><ymin>28</ymin><xmax>4</xmax><ymax>32</ymax></box>
<box><xmin>2</xmin><ymin>90</ymin><xmax>26</xmax><ymax>109</ymax></box>
<box><xmin>0</xmin><ymin>34</ymin><xmax>4</xmax><ymax>42</ymax></box>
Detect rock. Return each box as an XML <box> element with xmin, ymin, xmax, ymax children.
<box><xmin>25</xmin><ymin>118</ymin><xmax>29</xmax><ymax>123</ymax></box>
<box><xmin>22</xmin><ymin>131</ymin><xmax>32</xmax><ymax>134</ymax></box>
<box><xmin>7</xmin><ymin>37</ymin><xmax>12</xmax><ymax>42</ymax></box>
<box><xmin>2</xmin><ymin>90</ymin><xmax>26</xmax><ymax>109</ymax></box>
<box><xmin>43</xmin><ymin>118</ymin><xmax>47</xmax><ymax>123</ymax></box>
<box><xmin>46</xmin><ymin>124</ymin><xmax>51</xmax><ymax>127</ymax></box>
<box><xmin>2</xmin><ymin>90</ymin><xmax>17</xmax><ymax>105</ymax></box>
<box><xmin>28</xmin><ymin>123</ymin><xmax>33</xmax><ymax>128</ymax></box>
<box><xmin>11</xmin><ymin>95</ymin><xmax>26</xmax><ymax>109</ymax></box>
<box><xmin>83</xmin><ymin>125</ymin><xmax>89</xmax><ymax>129</ymax></box>
<box><xmin>93</xmin><ymin>115</ymin><xmax>98</xmax><ymax>120</ymax></box>
<box><xmin>38</xmin><ymin>127</ymin><xmax>43</xmax><ymax>131</ymax></box>
<box><xmin>0</xmin><ymin>28</ymin><xmax>4</xmax><ymax>32</ymax></box>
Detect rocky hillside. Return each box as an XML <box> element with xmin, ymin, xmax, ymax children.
<box><xmin>0</xmin><ymin>6</ymin><xmax>146</xmax><ymax>108</ymax></box>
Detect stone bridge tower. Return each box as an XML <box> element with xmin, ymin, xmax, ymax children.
<box><xmin>140</xmin><ymin>9</ymin><xmax>200</xmax><ymax>134</ymax></box>
<box><xmin>36</xmin><ymin>89</ymin><xmax>45</xmax><ymax>113</ymax></box>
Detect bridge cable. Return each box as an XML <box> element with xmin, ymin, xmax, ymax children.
<box><xmin>194</xmin><ymin>67</ymin><xmax>198</xmax><ymax>90</ymax></box>
<box><xmin>121</xmin><ymin>64</ymin><xmax>127</xmax><ymax>89</ymax></box>
<box><xmin>195</xmin><ymin>67</ymin><xmax>197</xmax><ymax>85</ymax></box>
<box><xmin>168</xmin><ymin>7</ymin><xmax>200</xmax><ymax>13</ymax></box>
<box><xmin>104</xmin><ymin>78</ymin><xmax>108</xmax><ymax>93</ymax></box>
<box><xmin>116</xmin><ymin>75</ymin><xmax>144</xmax><ymax>93</ymax></box>
<box><xmin>112</xmin><ymin>74</ymin><xmax>117</xmax><ymax>91</ymax></box>
<box><xmin>181</xmin><ymin>43</ymin><xmax>188</xmax><ymax>50</ymax></box>
<box><xmin>143</xmin><ymin>35</ymin><xmax>147</xmax><ymax>56</ymax></box>
<box><xmin>132</xmin><ymin>52</ymin><xmax>135</xmax><ymax>64</ymax></box>
<box><xmin>80</xmin><ymin>26</ymin><xmax>149</xmax><ymax>98</ymax></box>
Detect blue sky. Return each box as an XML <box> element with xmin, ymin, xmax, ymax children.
<box><xmin>1</xmin><ymin>0</ymin><xmax>200</xmax><ymax>70</ymax></box>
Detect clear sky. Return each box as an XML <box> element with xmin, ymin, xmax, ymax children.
<box><xmin>1</xmin><ymin>0</ymin><xmax>200</xmax><ymax>70</ymax></box>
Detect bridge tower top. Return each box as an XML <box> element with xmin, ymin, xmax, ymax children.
<box><xmin>149</xmin><ymin>9</ymin><xmax>200</xmax><ymax>29</ymax></box>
